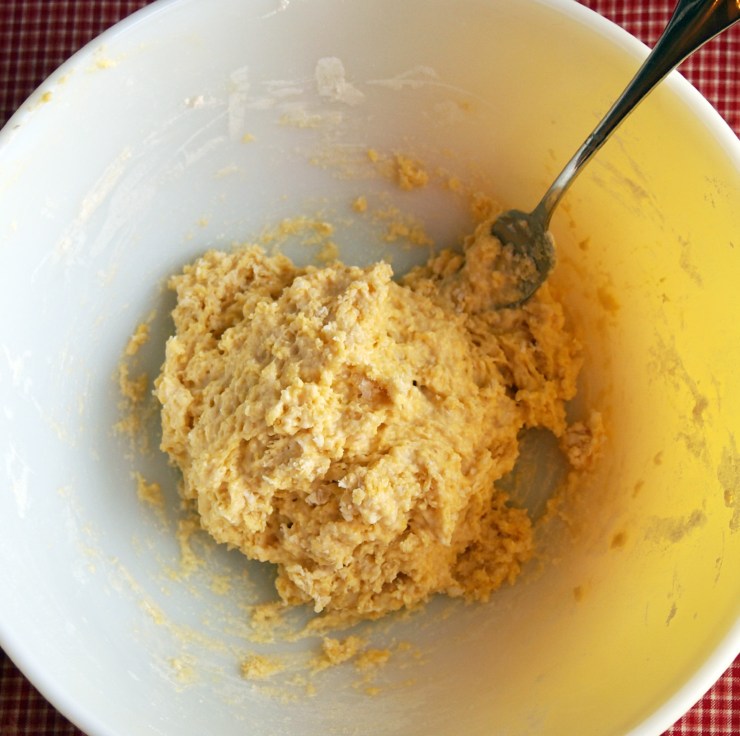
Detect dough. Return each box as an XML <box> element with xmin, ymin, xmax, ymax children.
<box><xmin>156</xmin><ymin>219</ymin><xmax>582</xmax><ymax>618</ymax></box>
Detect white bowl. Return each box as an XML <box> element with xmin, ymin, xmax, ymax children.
<box><xmin>1</xmin><ymin>1</ymin><xmax>739</xmax><ymax>734</ymax></box>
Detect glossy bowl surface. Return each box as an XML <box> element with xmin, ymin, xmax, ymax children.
<box><xmin>1</xmin><ymin>1</ymin><xmax>739</xmax><ymax>734</ymax></box>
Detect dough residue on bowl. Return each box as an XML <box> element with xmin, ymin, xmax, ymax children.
<box><xmin>155</xmin><ymin>218</ymin><xmax>591</xmax><ymax>619</ymax></box>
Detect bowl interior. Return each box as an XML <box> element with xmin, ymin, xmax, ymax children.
<box><xmin>1</xmin><ymin>0</ymin><xmax>739</xmax><ymax>734</ymax></box>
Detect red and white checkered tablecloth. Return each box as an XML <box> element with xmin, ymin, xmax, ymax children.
<box><xmin>0</xmin><ymin>1</ymin><xmax>738</xmax><ymax>734</ymax></box>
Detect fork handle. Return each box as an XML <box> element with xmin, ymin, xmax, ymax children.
<box><xmin>536</xmin><ymin>0</ymin><xmax>740</xmax><ymax>225</ymax></box>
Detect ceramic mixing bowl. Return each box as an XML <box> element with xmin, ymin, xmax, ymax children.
<box><xmin>1</xmin><ymin>1</ymin><xmax>739</xmax><ymax>734</ymax></box>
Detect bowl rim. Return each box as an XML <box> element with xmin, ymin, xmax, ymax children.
<box><xmin>0</xmin><ymin>1</ymin><xmax>738</xmax><ymax>735</ymax></box>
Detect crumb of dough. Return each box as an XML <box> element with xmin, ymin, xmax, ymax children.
<box><xmin>210</xmin><ymin>574</ymin><xmax>232</xmax><ymax>595</ymax></box>
<box><xmin>352</xmin><ymin>195</ymin><xmax>368</xmax><ymax>213</ymax></box>
<box><xmin>383</xmin><ymin>219</ymin><xmax>433</xmax><ymax>247</ymax></box>
<box><xmin>394</xmin><ymin>640</ymin><xmax>422</xmax><ymax>661</ymax></box>
<box><xmin>133</xmin><ymin>471</ymin><xmax>167</xmax><ymax>524</ymax></box>
<box><xmin>250</xmin><ymin>601</ymin><xmax>286</xmax><ymax>627</ymax></box>
<box><xmin>355</xmin><ymin>648</ymin><xmax>391</xmax><ymax>671</ymax></box>
<box><xmin>446</xmin><ymin>176</ymin><xmax>463</xmax><ymax>193</ymax></box>
<box><xmin>395</xmin><ymin>154</ymin><xmax>429</xmax><ymax>190</ymax></box>
<box><xmin>140</xmin><ymin>599</ymin><xmax>166</xmax><ymax>626</ymax></box>
<box><xmin>560</xmin><ymin>411</ymin><xmax>606</xmax><ymax>470</ymax></box>
<box><xmin>113</xmin><ymin>410</ymin><xmax>142</xmax><ymax>439</ymax></box>
<box><xmin>279</xmin><ymin>109</ymin><xmax>324</xmax><ymax>128</ymax></box>
<box><xmin>135</xmin><ymin>472</ymin><xmax>164</xmax><ymax>509</ymax></box>
<box><xmin>115</xmin><ymin>315</ymin><xmax>157</xmax><ymax>452</ymax></box>
<box><xmin>155</xmin><ymin>218</ymin><xmax>587</xmax><ymax>619</ymax></box>
<box><xmin>240</xmin><ymin>654</ymin><xmax>284</xmax><ymax>680</ymax></box>
<box><xmin>117</xmin><ymin>363</ymin><xmax>148</xmax><ymax>404</ymax></box>
<box><xmin>274</xmin><ymin>218</ymin><xmax>333</xmax><ymax>239</ymax></box>
<box><xmin>470</xmin><ymin>191</ymin><xmax>496</xmax><ymax>221</ymax></box>
<box><xmin>313</xmin><ymin>636</ymin><xmax>366</xmax><ymax>671</ymax></box>
<box><xmin>350</xmin><ymin>647</ymin><xmax>393</xmax><ymax>697</ymax></box>
<box><xmin>366</xmin><ymin>148</ymin><xmax>380</xmax><ymax>163</ymax></box>
<box><xmin>539</xmin><ymin>413</ymin><xmax>606</xmax><ymax>534</ymax></box>
<box><xmin>285</xmin><ymin>673</ymin><xmax>318</xmax><ymax>696</ymax></box>
<box><xmin>169</xmin><ymin>657</ymin><xmax>197</xmax><ymax>684</ymax></box>
<box><xmin>610</xmin><ymin>531</ymin><xmax>627</xmax><ymax>549</ymax></box>
<box><xmin>316</xmin><ymin>241</ymin><xmax>339</xmax><ymax>264</ymax></box>
<box><xmin>241</xmin><ymin>133</ymin><xmax>256</xmax><ymax>143</ymax></box>
<box><xmin>372</xmin><ymin>204</ymin><xmax>433</xmax><ymax>248</ymax></box>
<box><xmin>597</xmin><ymin>285</ymin><xmax>620</xmax><ymax>313</ymax></box>
<box><xmin>125</xmin><ymin>322</ymin><xmax>151</xmax><ymax>357</ymax></box>
<box><xmin>298</xmin><ymin>609</ymin><xmax>366</xmax><ymax>639</ymax></box>
<box><xmin>248</xmin><ymin>601</ymin><xmax>291</xmax><ymax>643</ymax></box>
<box><xmin>114</xmin><ymin>362</ymin><xmax>151</xmax><ymax>454</ymax></box>
<box><xmin>175</xmin><ymin>513</ymin><xmax>205</xmax><ymax>576</ymax></box>
<box><xmin>260</xmin><ymin>217</ymin><xmax>335</xmax><ymax>250</ymax></box>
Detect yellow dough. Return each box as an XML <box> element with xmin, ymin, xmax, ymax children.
<box><xmin>156</xmin><ymin>220</ymin><xmax>583</xmax><ymax>618</ymax></box>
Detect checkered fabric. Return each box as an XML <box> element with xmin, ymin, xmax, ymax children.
<box><xmin>666</xmin><ymin>658</ymin><xmax>740</xmax><ymax>735</ymax></box>
<box><xmin>0</xmin><ymin>0</ymin><xmax>737</xmax><ymax>132</ymax></box>
<box><xmin>1</xmin><ymin>653</ymin><xmax>81</xmax><ymax>735</ymax></box>
<box><xmin>578</xmin><ymin>0</ymin><xmax>740</xmax><ymax>135</ymax></box>
<box><xmin>0</xmin><ymin>1</ymin><xmax>738</xmax><ymax>735</ymax></box>
<box><xmin>0</xmin><ymin>1</ymin><xmax>150</xmax><ymax>127</ymax></box>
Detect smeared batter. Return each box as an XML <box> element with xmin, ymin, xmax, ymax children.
<box><xmin>156</xmin><ymin>219</ymin><xmax>584</xmax><ymax>618</ymax></box>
